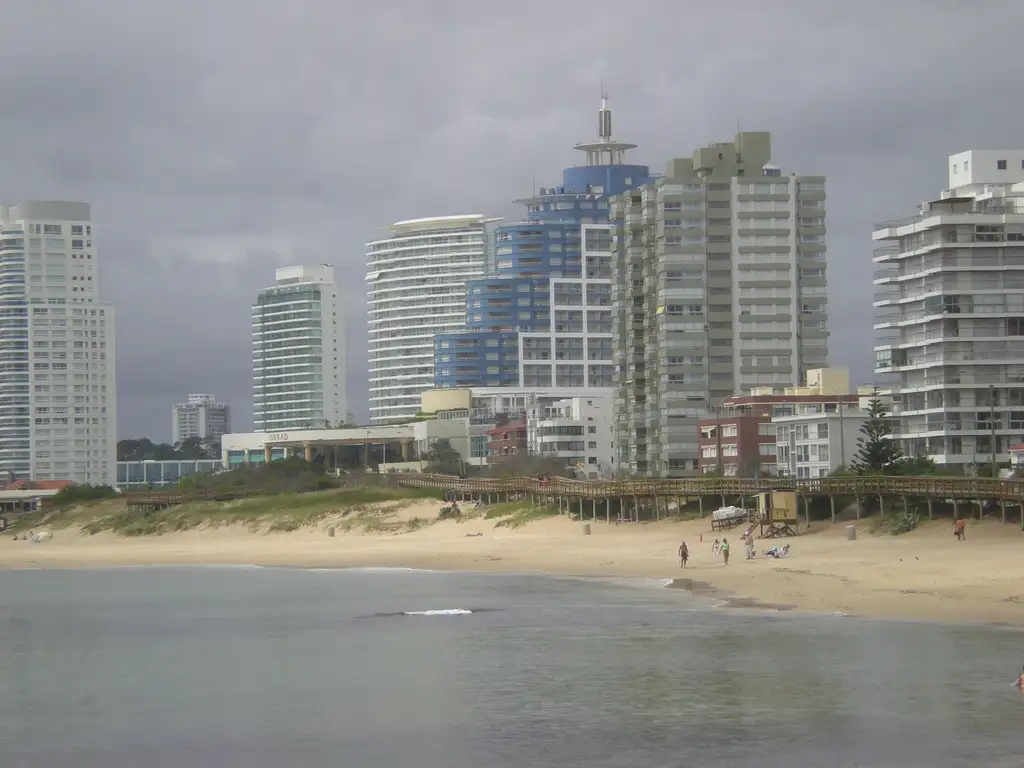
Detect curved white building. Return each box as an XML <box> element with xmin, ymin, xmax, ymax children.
<box><xmin>366</xmin><ymin>215</ymin><xmax>493</xmax><ymax>424</ymax></box>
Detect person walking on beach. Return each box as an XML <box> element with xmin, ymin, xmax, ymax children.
<box><xmin>721</xmin><ymin>537</ymin><xmax>731</xmax><ymax>566</ymax></box>
<box><xmin>744</xmin><ymin>532</ymin><xmax>755</xmax><ymax>560</ymax></box>
<box><xmin>954</xmin><ymin>517</ymin><xmax>966</xmax><ymax>541</ymax></box>
<box><xmin>712</xmin><ymin>538</ymin><xmax>721</xmax><ymax>562</ymax></box>
<box><xmin>679</xmin><ymin>541</ymin><xmax>689</xmax><ymax>569</ymax></box>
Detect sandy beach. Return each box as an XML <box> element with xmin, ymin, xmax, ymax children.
<box><xmin>3</xmin><ymin>500</ymin><xmax>1023</xmax><ymax>625</ymax></box>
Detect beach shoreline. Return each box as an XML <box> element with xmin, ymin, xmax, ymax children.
<box><xmin>3</xmin><ymin>504</ymin><xmax>1023</xmax><ymax>626</ymax></box>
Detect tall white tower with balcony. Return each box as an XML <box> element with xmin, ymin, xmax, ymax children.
<box><xmin>873</xmin><ymin>150</ymin><xmax>1024</xmax><ymax>469</ymax></box>
<box><xmin>0</xmin><ymin>201</ymin><xmax>117</xmax><ymax>485</ymax></box>
<box><xmin>366</xmin><ymin>215</ymin><xmax>492</xmax><ymax>424</ymax></box>
<box><xmin>252</xmin><ymin>265</ymin><xmax>345</xmax><ymax>431</ymax></box>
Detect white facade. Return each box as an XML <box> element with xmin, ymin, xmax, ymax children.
<box><xmin>171</xmin><ymin>393</ymin><xmax>231</xmax><ymax>445</ymax></box>
<box><xmin>440</xmin><ymin>386</ymin><xmax>613</xmax><ymax>463</ymax></box>
<box><xmin>220</xmin><ymin>420</ymin><xmax>475</xmax><ymax>467</ymax></box>
<box><xmin>527</xmin><ymin>395</ymin><xmax>614</xmax><ymax>478</ymax></box>
<box><xmin>773</xmin><ymin>403</ymin><xmax>865</xmax><ymax>479</ymax></box>
<box><xmin>366</xmin><ymin>215</ymin><xmax>492</xmax><ymax>424</ymax></box>
<box><xmin>252</xmin><ymin>265</ymin><xmax>345</xmax><ymax>431</ymax></box>
<box><xmin>873</xmin><ymin>150</ymin><xmax>1024</xmax><ymax>468</ymax></box>
<box><xmin>519</xmin><ymin>223</ymin><xmax>615</xmax><ymax>388</ymax></box>
<box><xmin>0</xmin><ymin>201</ymin><xmax>116</xmax><ymax>485</ymax></box>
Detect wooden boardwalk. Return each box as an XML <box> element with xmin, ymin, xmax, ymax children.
<box><xmin>120</xmin><ymin>473</ymin><xmax>1024</xmax><ymax>525</ymax></box>
<box><xmin>391</xmin><ymin>473</ymin><xmax>1024</xmax><ymax>525</ymax></box>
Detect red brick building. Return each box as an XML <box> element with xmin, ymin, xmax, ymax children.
<box><xmin>697</xmin><ymin>394</ymin><xmax>859</xmax><ymax>476</ymax></box>
<box><xmin>487</xmin><ymin>419</ymin><xmax>527</xmax><ymax>464</ymax></box>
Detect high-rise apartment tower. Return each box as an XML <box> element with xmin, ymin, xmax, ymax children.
<box><xmin>366</xmin><ymin>215</ymin><xmax>492</xmax><ymax>424</ymax></box>
<box><xmin>0</xmin><ymin>201</ymin><xmax>117</xmax><ymax>484</ymax></box>
<box><xmin>874</xmin><ymin>150</ymin><xmax>1024</xmax><ymax>469</ymax></box>
<box><xmin>252</xmin><ymin>265</ymin><xmax>346</xmax><ymax>431</ymax></box>
<box><xmin>610</xmin><ymin>133</ymin><xmax>828</xmax><ymax>476</ymax></box>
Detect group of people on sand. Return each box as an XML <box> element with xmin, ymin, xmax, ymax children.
<box><xmin>677</xmin><ymin>536</ymin><xmax>732</xmax><ymax>568</ymax></box>
<box><xmin>678</xmin><ymin>528</ymin><xmax>766</xmax><ymax>569</ymax></box>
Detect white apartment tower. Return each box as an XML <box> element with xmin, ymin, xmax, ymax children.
<box><xmin>0</xmin><ymin>201</ymin><xmax>117</xmax><ymax>485</ymax></box>
<box><xmin>171</xmin><ymin>393</ymin><xmax>231</xmax><ymax>445</ymax></box>
<box><xmin>252</xmin><ymin>265</ymin><xmax>346</xmax><ymax>431</ymax></box>
<box><xmin>366</xmin><ymin>215</ymin><xmax>492</xmax><ymax>424</ymax></box>
<box><xmin>611</xmin><ymin>133</ymin><xmax>828</xmax><ymax>477</ymax></box>
<box><xmin>873</xmin><ymin>150</ymin><xmax>1024</xmax><ymax>469</ymax></box>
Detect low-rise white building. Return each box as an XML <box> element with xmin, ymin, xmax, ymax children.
<box><xmin>220</xmin><ymin>419</ymin><xmax>477</xmax><ymax>471</ymax></box>
<box><xmin>419</xmin><ymin>386</ymin><xmax>613</xmax><ymax>464</ymax></box>
<box><xmin>773</xmin><ymin>402</ymin><xmax>866</xmax><ymax>478</ymax></box>
<box><xmin>526</xmin><ymin>395</ymin><xmax>614</xmax><ymax>478</ymax></box>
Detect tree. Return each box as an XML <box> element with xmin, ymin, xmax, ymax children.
<box><xmin>174</xmin><ymin>437</ymin><xmax>211</xmax><ymax>460</ymax></box>
<box><xmin>850</xmin><ymin>389</ymin><xmax>902</xmax><ymax>474</ymax></box>
<box><xmin>118</xmin><ymin>436</ymin><xmax>220</xmax><ymax>462</ymax></box>
<box><xmin>888</xmin><ymin>455</ymin><xmax>945</xmax><ymax>476</ymax></box>
<box><xmin>424</xmin><ymin>438</ymin><xmax>463</xmax><ymax>476</ymax></box>
<box><xmin>477</xmin><ymin>454</ymin><xmax>577</xmax><ymax>479</ymax></box>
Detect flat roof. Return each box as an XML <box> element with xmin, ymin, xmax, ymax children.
<box><xmin>386</xmin><ymin>214</ymin><xmax>497</xmax><ymax>233</ymax></box>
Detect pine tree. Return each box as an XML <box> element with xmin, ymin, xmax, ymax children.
<box><xmin>850</xmin><ymin>389</ymin><xmax>902</xmax><ymax>474</ymax></box>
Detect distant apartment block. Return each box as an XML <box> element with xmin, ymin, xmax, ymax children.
<box><xmin>874</xmin><ymin>150</ymin><xmax>1024</xmax><ymax>469</ymax></box>
<box><xmin>172</xmin><ymin>393</ymin><xmax>231</xmax><ymax>445</ymax></box>
<box><xmin>0</xmin><ymin>201</ymin><xmax>117</xmax><ymax>485</ymax></box>
<box><xmin>252</xmin><ymin>265</ymin><xmax>345</xmax><ymax>431</ymax></box>
<box><xmin>611</xmin><ymin>132</ymin><xmax>828</xmax><ymax>477</ymax></box>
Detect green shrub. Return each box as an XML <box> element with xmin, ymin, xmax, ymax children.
<box><xmin>51</xmin><ymin>484</ymin><xmax>118</xmax><ymax>507</ymax></box>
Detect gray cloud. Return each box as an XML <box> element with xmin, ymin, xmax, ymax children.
<box><xmin>1</xmin><ymin>0</ymin><xmax>1022</xmax><ymax>438</ymax></box>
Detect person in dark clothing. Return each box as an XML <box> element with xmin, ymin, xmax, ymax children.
<box><xmin>678</xmin><ymin>541</ymin><xmax>689</xmax><ymax>568</ymax></box>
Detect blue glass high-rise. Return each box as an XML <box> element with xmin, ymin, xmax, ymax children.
<box><xmin>434</xmin><ymin>98</ymin><xmax>652</xmax><ymax>389</ymax></box>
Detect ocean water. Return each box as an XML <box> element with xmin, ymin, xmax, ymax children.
<box><xmin>1</xmin><ymin>567</ymin><xmax>1022</xmax><ymax>767</ymax></box>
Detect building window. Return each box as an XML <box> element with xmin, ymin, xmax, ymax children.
<box><xmin>998</xmin><ymin>159</ymin><xmax>1007</xmax><ymax>170</ymax></box>
<box><xmin>721</xmin><ymin>423</ymin><xmax>738</xmax><ymax>438</ymax></box>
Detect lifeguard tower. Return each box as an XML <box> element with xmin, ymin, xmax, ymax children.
<box><xmin>757</xmin><ymin>489</ymin><xmax>799</xmax><ymax>538</ymax></box>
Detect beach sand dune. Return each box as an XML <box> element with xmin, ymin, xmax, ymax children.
<box><xmin>2</xmin><ymin>508</ymin><xmax>1023</xmax><ymax>624</ymax></box>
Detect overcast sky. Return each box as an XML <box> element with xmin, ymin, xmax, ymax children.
<box><xmin>0</xmin><ymin>0</ymin><xmax>1021</xmax><ymax>440</ymax></box>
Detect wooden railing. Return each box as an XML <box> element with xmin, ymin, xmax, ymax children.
<box><xmin>390</xmin><ymin>473</ymin><xmax>1024</xmax><ymax>503</ymax></box>
<box><xmin>119</xmin><ymin>473</ymin><xmax>1024</xmax><ymax>507</ymax></box>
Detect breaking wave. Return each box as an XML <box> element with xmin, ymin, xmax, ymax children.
<box><xmin>402</xmin><ymin>609</ymin><xmax>474</xmax><ymax>616</ymax></box>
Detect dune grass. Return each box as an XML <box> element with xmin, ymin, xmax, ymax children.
<box><xmin>50</xmin><ymin>485</ymin><xmax>448</xmax><ymax>537</ymax></box>
<box><xmin>481</xmin><ymin>501</ymin><xmax>561</xmax><ymax>528</ymax></box>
